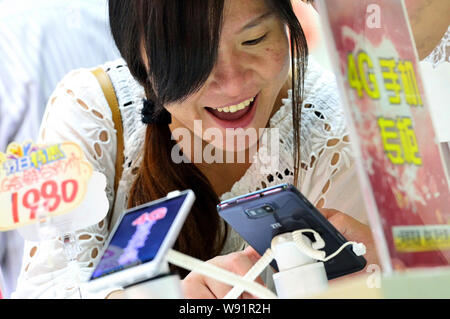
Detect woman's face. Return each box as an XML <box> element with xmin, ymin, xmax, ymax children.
<box><xmin>165</xmin><ymin>0</ymin><xmax>291</xmax><ymax>154</ymax></box>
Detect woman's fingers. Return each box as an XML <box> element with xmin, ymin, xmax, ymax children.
<box><xmin>181</xmin><ymin>247</ymin><xmax>266</xmax><ymax>299</ymax></box>
<box><xmin>318</xmin><ymin>208</ymin><xmax>352</xmax><ymax>237</ymax></box>
<box><xmin>241</xmin><ymin>245</ymin><xmax>263</xmax><ymax>265</ymax></box>
<box><xmin>318</xmin><ymin>208</ymin><xmax>381</xmax><ymax>272</ymax></box>
<box><xmin>182</xmin><ymin>273</ymin><xmax>217</xmax><ymax>299</ymax></box>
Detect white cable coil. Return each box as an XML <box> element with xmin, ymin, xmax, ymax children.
<box><xmin>292</xmin><ymin>229</ymin><xmax>366</xmax><ymax>261</ymax></box>
<box><xmin>292</xmin><ymin>230</ymin><xmax>326</xmax><ymax>261</ymax></box>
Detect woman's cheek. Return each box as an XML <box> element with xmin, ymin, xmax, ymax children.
<box><xmin>261</xmin><ymin>35</ymin><xmax>291</xmax><ymax>80</ymax></box>
<box><xmin>166</xmin><ymin>101</ymin><xmax>200</xmax><ymax>129</ymax></box>
<box><xmin>262</xmin><ymin>52</ymin><xmax>289</xmax><ymax>89</ymax></box>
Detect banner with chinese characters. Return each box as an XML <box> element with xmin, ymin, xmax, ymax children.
<box><xmin>0</xmin><ymin>141</ymin><xmax>93</xmax><ymax>231</ymax></box>
<box><xmin>318</xmin><ymin>0</ymin><xmax>450</xmax><ymax>271</ymax></box>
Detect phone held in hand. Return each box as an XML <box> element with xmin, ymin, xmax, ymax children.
<box><xmin>217</xmin><ymin>184</ymin><xmax>366</xmax><ymax>280</ymax></box>
<box><xmin>84</xmin><ymin>189</ymin><xmax>195</xmax><ymax>293</ymax></box>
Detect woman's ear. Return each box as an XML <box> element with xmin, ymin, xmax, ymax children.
<box><xmin>292</xmin><ymin>0</ymin><xmax>321</xmax><ymax>51</ymax></box>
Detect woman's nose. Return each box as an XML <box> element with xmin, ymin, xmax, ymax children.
<box><xmin>208</xmin><ymin>50</ymin><xmax>249</xmax><ymax>98</ymax></box>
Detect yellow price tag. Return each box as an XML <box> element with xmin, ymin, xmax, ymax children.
<box><xmin>393</xmin><ymin>225</ymin><xmax>450</xmax><ymax>253</ymax></box>
<box><xmin>0</xmin><ymin>141</ymin><xmax>93</xmax><ymax>231</ymax></box>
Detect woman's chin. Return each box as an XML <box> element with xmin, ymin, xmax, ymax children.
<box><xmin>200</xmin><ymin>136</ymin><xmax>260</xmax><ymax>163</ymax></box>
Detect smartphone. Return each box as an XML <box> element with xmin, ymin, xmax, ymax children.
<box><xmin>217</xmin><ymin>184</ymin><xmax>366</xmax><ymax>280</ymax></box>
<box><xmin>83</xmin><ymin>189</ymin><xmax>195</xmax><ymax>293</ymax></box>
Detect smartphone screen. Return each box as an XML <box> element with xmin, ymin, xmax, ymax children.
<box><xmin>90</xmin><ymin>193</ymin><xmax>188</xmax><ymax>280</ymax></box>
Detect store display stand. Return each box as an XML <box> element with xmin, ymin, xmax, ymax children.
<box><xmin>381</xmin><ymin>267</ymin><xmax>450</xmax><ymax>298</ymax></box>
<box><xmin>123</xmin><ymin>274</ymin><xmax>183</xmax><ymax>299</ymax></box>
<box><xmin>310</xmin><ymin>267</ymin><xmax>450</xmax><ymax>299</ymax></box>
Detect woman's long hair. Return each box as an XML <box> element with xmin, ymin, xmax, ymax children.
<box><xmin>109</xmin><ymin>0</ymin><xmax>308</xmax><ymax>278</ymax></box>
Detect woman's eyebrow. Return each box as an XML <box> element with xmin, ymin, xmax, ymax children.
<box><xmin>239</xmin><ymin>11</ymin><xmax>274</xmax><ymax>33</ymax></box>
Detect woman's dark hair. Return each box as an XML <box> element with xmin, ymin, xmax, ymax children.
<box><xmin>109</xmin><ymin>0</ymin><xmax>308</xmax><ymax>278</ymax></box>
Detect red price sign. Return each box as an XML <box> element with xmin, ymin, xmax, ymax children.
<box><xmin>11</xmin><ymin>179</ymin><xmax>78</xmax><ymax>223</ymax></box>
<box><xmin>0</xmin><ymin>142</ymin><xmax>92</xmax><ymax>231</ymax></box>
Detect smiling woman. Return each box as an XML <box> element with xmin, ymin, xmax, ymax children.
<box><xmin>13</xmin><ymin>0</ymin><xmax>375</xmax><ymax>299</ymax></box>
<box><xmin>113</xmin><ymin>0</ymin><xmax>308</xmax><ymax>273</ymax></box>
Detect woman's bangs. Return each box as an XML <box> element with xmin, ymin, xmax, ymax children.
<box><xmin>139</xmin><ymin>0</ymin><xmax>225</xmax><ymax>105</ymax></box>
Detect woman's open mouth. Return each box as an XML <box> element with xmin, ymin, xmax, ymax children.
<box><xmin>204</xmin><ymin>93</ymin><xmax>259</xmax><ymax>129</ymax></box>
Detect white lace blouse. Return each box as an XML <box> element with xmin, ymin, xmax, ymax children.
<box><xmin>12</xmin><ymin>57</ymin><xmax>368</xmax><ymax>298</ymax></box>
<box><xmin>424</xmin><ymin>25</ymin><xmax>449</xmax><ymax>67</ymax></box>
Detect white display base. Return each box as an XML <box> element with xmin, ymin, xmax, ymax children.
<box><xmin>123</xmin><ymin>274</ymin><xmax>183</xmax><ymax>299</ymax></box>
<box><xmin>273</xmin><ymin>262</ymin><xmax>328</xmax><ymax>298</ymax></box>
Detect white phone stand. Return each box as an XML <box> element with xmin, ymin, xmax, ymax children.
<box><xmin>122</xmin><ymin>262</ymin><xmax>183</xmax><ymax>299</ymax></box>
<box><xmin>81</xmin><ymin>260</ymin><xmax>184</xmax><ymax>299</ymax></box>
<box><xmin>271</xmin><ymin>233</ymin><xmax>328</xmax><ymax>298</ymax></box>
<box><xmin>122</xmin><ymin>274</ymin><xmax>183</xmax><ymax>298</ymax></box>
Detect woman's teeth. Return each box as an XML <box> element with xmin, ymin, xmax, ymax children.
<box><xmin>215</xmin><ymin>97</ymin><xmax>254</xmax><ymax>113</ymax></box>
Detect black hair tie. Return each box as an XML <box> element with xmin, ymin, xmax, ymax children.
<box><xmin>141</xmin><ymin>98</ymin><xmax>172</xmax><ymax>125</ymax></box>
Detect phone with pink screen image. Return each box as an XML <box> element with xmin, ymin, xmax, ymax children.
<box><xmin>84</xmin><ymin>190</ymin><xmax>195</xmax><ymax>293</ymax></box>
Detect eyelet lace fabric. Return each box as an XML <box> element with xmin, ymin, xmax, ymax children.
<box><xmin>13</xmin><ymin>57</ymin><xmax>368</xmax><ymax>298</ymax></box>
<box><xmin>424</xmin><ymin>26</ymin><xmax>450</xmax><ymax>67</ymax></box>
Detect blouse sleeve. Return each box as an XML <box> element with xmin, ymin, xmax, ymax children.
<box><xmin>12</xmin><ymin>68</ymin><xmax>119</xmax><ymax>298</ymax></box>
<box><xmin>298</xmin><ymin>59</ymin><xmax>369</xmax><ymax>225</ymax></box>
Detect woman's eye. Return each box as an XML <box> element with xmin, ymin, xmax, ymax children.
<box><xmin>242</xmin><ymin>34</ymin><xmax>268</xmax><ymax>46</ymax></box>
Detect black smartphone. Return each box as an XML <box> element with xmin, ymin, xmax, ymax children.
<box><xmin>217</xmin><ymin>183</ymin><xmax>367</xmax><ymax>280</ymax></box>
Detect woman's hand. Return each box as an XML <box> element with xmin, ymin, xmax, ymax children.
<box><xmin>318</xmin><ymin>208</ymin><xmax>380</xmax><ymax>274</ymax></box>
<box><xmin>181</xmin><ymin>209</ymin><xmax>379</xmax><ymax>298</ymax></box>
<box><xmin>181</xmin><ymin>246</ymin><xmax>264</xmax><ymax>299</ymax></box>
<box><xmin>405</xmin><ymin>0</ymin><xmax>450</xmax><ymax>59</ymax></box>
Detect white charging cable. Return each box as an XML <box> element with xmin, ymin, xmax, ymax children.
<box><xmin>224</xmin><ymin>248</ymin><xmax>274</xmax><ymax>299</ymax></box>
<box><xmin>292</xmin><ymin>229</ymin><xmax>366</xmax><ymax>261</ymax></box>
<box><xmin>166</xmin><ymin>249</ymin><xmax>277</xmax><ymax>299</ymax></box>
<box><xmin>292</xmin><ymin>229</ymin><xmax>326</xmax><ymax>260</ymax></box>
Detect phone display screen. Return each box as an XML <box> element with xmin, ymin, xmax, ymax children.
<box><xmin>90</xmin><ymin>194</ymin><xmax>188</xmax><ymax>280</ymax></box>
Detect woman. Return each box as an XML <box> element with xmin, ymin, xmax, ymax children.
<box><xmin>13</xmin><ymin>0</ymin><xmax>377</xmax><ymax>299</ymax></box>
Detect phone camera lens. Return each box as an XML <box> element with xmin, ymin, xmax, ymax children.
<box><xmin>264</xmin><ymin>205</ymin><xmax>274</xmax><ymax>213</ymax></box>
<box><xmin>246</xmin><ymin>205</ymin><xmax>274</xmax><ymax>219</ymax></box>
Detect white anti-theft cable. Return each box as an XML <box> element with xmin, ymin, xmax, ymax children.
<box><xmin>224</xmin><ymin>248</ymin><xmax>275</xmax><ymax>299</ymax></box>
<box><xmin>166</xmin><ymin>249</ymin><xmax>278</xmax><ymax>299</ymax></box>
<box><xmin>222</xmin><ymin>229</ymin><xmax>366</xmax><ymax>299</ymax></box>
<box><xmin>166</xmin><ymin>229</ymin><xmax>366</xmax><ymax>299</ymax></box>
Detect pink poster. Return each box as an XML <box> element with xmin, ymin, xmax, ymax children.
<box><xmin>318</xmin><ymin>0</ymin><xmax>450</xmax><ymax>271</ymax></box>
